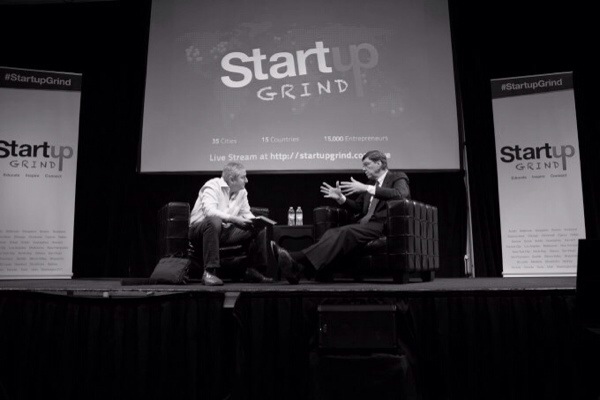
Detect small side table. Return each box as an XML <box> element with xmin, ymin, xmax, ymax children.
<box><xmin>273</xmin><ymin>225</ymin><xmax>314</xmax><ymax>251</ymax></box>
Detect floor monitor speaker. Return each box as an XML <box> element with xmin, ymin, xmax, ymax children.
<box><xmin>318</xmin><ymin>304</ymin><xmax>397</xmax><ymax>351</ymax></box>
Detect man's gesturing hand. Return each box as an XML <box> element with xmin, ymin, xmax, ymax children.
<box><xmin>320</xmin><ymin>181</ymin><xmax>344</xmax><ymax>201</ymax></box>
<box><xmin>339</xmin><ymin>177</ymin><xmax>369</xmax><ymax>196</ymax></box>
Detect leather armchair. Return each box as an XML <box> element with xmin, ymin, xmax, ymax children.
<box><xmin>158</xmin><ymin>202</ymin><xmax>190</xmax><ymax>259</ymax></box>
<box><xmin>313</xmin><ymin>199</ymin><xmax>439</xmax><ymax>283</ymax></box>
<box><xmin>158</xmin><ymin>202</ymin><xmax>272</xmax><ymax>280</ymax></box>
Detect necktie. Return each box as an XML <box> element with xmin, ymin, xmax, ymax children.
<box><xmin>359</xmin><ymin>182</ymin><xmax>380</xmax><ymax>224</ymax></box>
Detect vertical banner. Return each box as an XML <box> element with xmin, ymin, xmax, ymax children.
<box><xmin>0</xmin><ymin>67</ymin><xmax>81</xmax><ymax>279</ymax></box>
<box><xmin>491</xmin><ymin>72</ymin><xmax>585</xmax><ymax>277</ymax></box>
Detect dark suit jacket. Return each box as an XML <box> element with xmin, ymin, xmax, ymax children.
<box><xmin>342</xmin><ymin>171</ymin><xmax>410</xmax><ymax>223</ymax></box>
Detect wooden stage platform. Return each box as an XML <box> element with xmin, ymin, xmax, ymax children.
<box><xmin>0</xmin><ymin>276</ymin><xmax>578</xmax><ymax>296</ymax></box>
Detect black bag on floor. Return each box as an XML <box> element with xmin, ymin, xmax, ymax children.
<box><xmin>149</xmin><ymin>255</ymin><xmax>191</xmax><ymax>284</ymax></box>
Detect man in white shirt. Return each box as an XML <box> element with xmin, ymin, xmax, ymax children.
<box><xmin>189</xmin><ymin>162</ymin><xmax>273</xmax><ymax>286</ymax></box>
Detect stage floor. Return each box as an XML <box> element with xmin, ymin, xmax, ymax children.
<box><xmin>0</xmin><ymin>276</ymin><xmax>576</xmax><ymax>296</ymax></box>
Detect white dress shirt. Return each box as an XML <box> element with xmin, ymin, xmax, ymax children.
<box><xmin>367</xmin><ymin>170</ymin><xmax>388</xmax><ymax>196</ymax></box>
<box><xmin>189</xmin><ymin>177</ymin><xmax>254</xmax><ymax>226</ymax></box>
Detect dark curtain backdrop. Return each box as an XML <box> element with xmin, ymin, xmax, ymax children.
<box><xmin>2</xmin><ymin>290</ymin><xmax>597</xmax><ymax>400</ymax></box>
<box><xmin>0</xmin><ymin>291</ymin><xmax>229</xmax><ymax>400</ymax></box>
<box><xmin>449</xmin><ymin>0</ymin><xmax>600</xmax><ymax>276</ymax></box>
<box><xmin>0</xmin><ymin>0</ymin><xmax>598</xmax><ymax>279</ymax></box>
<box><xmin>228</xmin><ymin>291</ymin><xmax>596</xmax><ymax>400</ymax></box>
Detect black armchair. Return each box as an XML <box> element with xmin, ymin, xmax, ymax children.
<box><xmin>158</xmin><ymin>202</ymin><xmax>190</xmax><ymax>259</ymax></box>
<box><xmin>158</xmin><ymin>202</ymin><xmax>272</xmax><ymax>280</ymax></box>
<box><xmin>313</xmin><ymin>199</ymin><xmax>439</xmax><ymax>283</ymax></box>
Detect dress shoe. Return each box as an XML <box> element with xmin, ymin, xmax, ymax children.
<box><xmin>244</xmin><ymin>267</ymin><xmax>274</xmax><ymax>283</ymax></box>
<box><xmin>271</xmin><ymin>241</ymin><xmax>303</xmax><ymax>285</ymax></box>
<box><xmin>201</xmin><ymin>270</ymin><xmax>223</xmax><ymax>286</ymax></box>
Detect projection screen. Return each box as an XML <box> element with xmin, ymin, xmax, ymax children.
<box><xmin>140</xmin><ymin>0</ymin><xmax>459</xmax><ymax>172</ymax></box>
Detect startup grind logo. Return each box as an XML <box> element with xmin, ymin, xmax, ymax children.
<box><xmin>500</xmin><ymin>142</ymin><xmax>576</xmax><ymax>172</ymax></box>
<box><xmin>219</xmin><ymin>41</ymin><xmax>379</xmax><ymax>102</ymax></box>
<box><xmin>0</xmin><ymin>140</ymin><xmax>74</xmax><ymax>173</ymax></box>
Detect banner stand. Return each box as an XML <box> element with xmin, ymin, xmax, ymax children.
<box><xmin>0</xmin><ymin>66</ymin><xmax>81</xmax><ymax>280</ymax></box>
<box><xmin>491</xmin><ymin>72</ymin><xmax>585</xmax><ymax>277</ymax></box>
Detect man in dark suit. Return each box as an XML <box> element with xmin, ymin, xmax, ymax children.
<box><xmin>272</xmin><ymin>150</ymin><xmax>410</xmax><ymax>284</ymax></box>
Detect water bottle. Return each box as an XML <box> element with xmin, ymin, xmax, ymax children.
<box><xmin>288</xmin><ymin>207</ymin><xmax>295</xmax><ymax>226</ymax></box>
<box><xmin>295</xmin><ymin>206</ymin><xmax>303</xmax><ymax>226</ymax></box>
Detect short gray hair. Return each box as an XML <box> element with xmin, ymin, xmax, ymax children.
<box><xmin>362</xmin><ymin>150</ymin><xmax>388</xmax><ymax>170</ymax></box>
<box><xmin>222</xmin><ymin>162</ymin><xmax>245</xmax><ymax>181</ymax></box>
